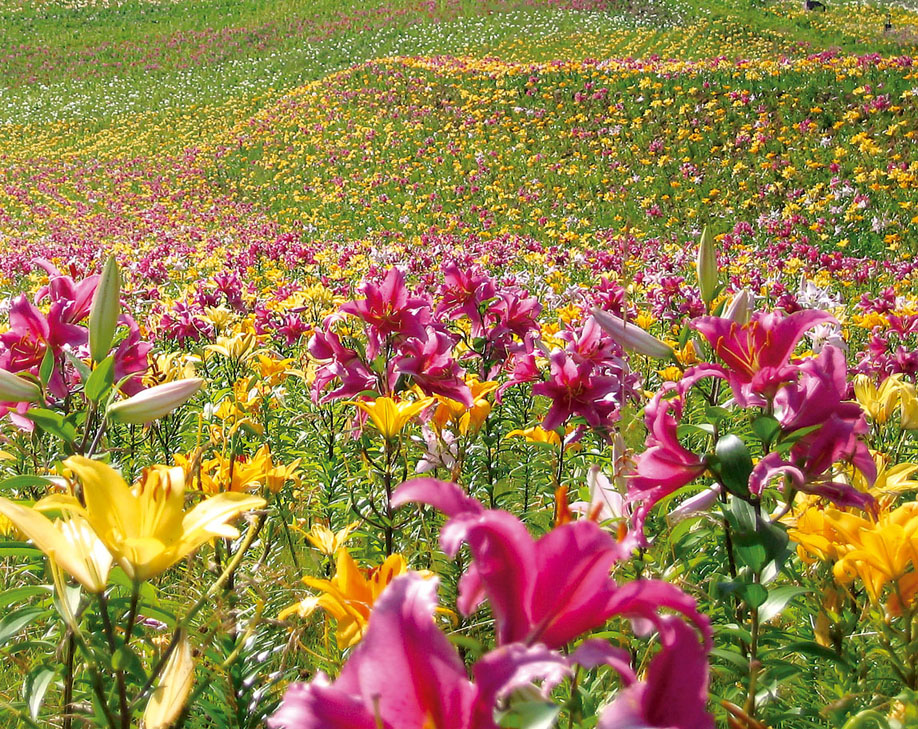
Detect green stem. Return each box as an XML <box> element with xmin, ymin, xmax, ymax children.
<box><xmin>131</xmin><ymin>515</ymin><xmax>264</xmax><ymax>709</ymax></box>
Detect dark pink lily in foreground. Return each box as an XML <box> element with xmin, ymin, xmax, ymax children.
<box><xmin>598</xmin><ymin>617</ymin><xmax>713</xmax><ymax>729</ymax></box>
<box><xmin>270</xmin><ymin>572</ymin><xmax>713</xmax><ymax>729</ymax></box>
<box><xmin>268</xmin><ymin>573</ymin><xmax>574</xmax><ymax>729</ymax></box>
<box><xmin>392</xmin><ymin>478</ymin><xmax>710</xmax><ymax>649</ymax></box>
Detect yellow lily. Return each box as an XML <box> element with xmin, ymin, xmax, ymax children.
<box><xmin>347</xmin><ymin>396</ymin><xmax>434</xmax><ymax>440</ymax></box>
<box><xmin>205</xmin><ymin>332</ymin><xmax>258</xmax><ymax>363</ymax></box>
<box><xmin>0</xmin><ymin>499</ymin><xmax>112</xmax><ymax>593</ymax></box>
<box><xmin>506</xmin><ymin>426</ymin><xmax>561</xmax><ymax>446</ymax></box>
<box><xmin>791</xmin><ymin>500</ymin><xmax>918</xmax><ymax>608</ymax></box>
<box><xmin>854</xmin><ymin>373</ymin><xmax>903</xmax><ymax>424</ymax></box>
<box><xmin>279</xmin><ymin>549</ymin><xmax>409</xmax><ymax>648</ymax></box>
<box><xmin>834</xmin><ymin>508</ymin><xmax>918</xmax><ymax>603</ymax></box>
<box><xmin>848</xmin><ymin>452</ymin><xmax>918</xmax><ymax>499</ymax></box>
<box><xmin>900</xmin><ymin>382</ymin><xmax>918</xmax><ymax>430</ymax></box>
<box><xmin>254</xmin><ymin>354</ymin><xmax>301</xmax><ymax>384</ymax></box>
<box><xmin>145</xmin><ymin>352</ymin><xmax>199</xmax><ymax>386</ymax></box>
<box><xmin>304</xmin><ymin>521</ymin><xmax>359</xmax><ymax>556</ymax></box>
<box><xmin>48</xmin><ymin>456</ymin><xmax>265</xmax><ymax>582</ymax></box>
<box><xmin>203</xmin><ymin>306</ymin><xmax>235</xmax><ymax>332</ymax></box>
<box><xmin>430</xmin><ymin>377</ymin><xmax>499</xmax><ymax>435</ymax></box>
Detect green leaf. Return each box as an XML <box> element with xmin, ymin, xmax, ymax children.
<box><xmin>677</xmin><ymin>423</ymin><xmax>716</xmax><ymax>438</ymax></box>
<box><xmin>23</xmin><ymin>408</ymin><xmax>77</xmax><ymax>444</ymax></box>
<box><xmin>759</xmin><ymin>586</ymin><xmax>810</xmax><ymax>623</ymax></box>
<box><xmin>0</xmin><ymin>542</ymin><xmax>43</xmax><ymax>559</ymax></box>
<box><xmin>25</xmin><ymin>665</ymin><xmax>55</xmax><ymax>720</ymax></box>
<box><xmin>0</xmin><ymin>475</ymin><xmax>55</xmax><ymax>493</ymax></box>
<box><xmin>705</xmin><ymin>406</ymin><xmax>732</xmax><ymax>422</ymax></box>
<box><xmin>714</xmin><ymin>435</ymin><xmax>753</xmax><ymax>498</ymax></box>
<box><xmin>498</xmin><ymin>701</ymin><xmax>560</xmax><ymax>729</ymax></box>
<box><xmin>63</xmin><ymin>351</ymin><xmax>92</xmax><ymax>385</ymax></box>
<box><xmin>0</xmin><ymin>586</ymin><xmax>49</xmax><ymax>610</ymax></box>
<box><xmin>751</xmin><ymin>415</ymin><xmax>780</xmax><ymax>445</ymax></box>
<box><xmin>710</xmin><ymin>647</ymin><xmax>749</xmax><ymax>672</ymax></box>
<box><xmin>0</xmin><ymin>606</ymin><xmax>46</xmax><ymax>646</ymax></box>
<box><xmin>783</xmin><ymin>641</ymin><xmax>851</xmax><ymax>669</ymax></box>
<box><xmin>84</xmin><ymin>355</ymin><xmax>115</xmax><ymax>403</ymax></box>
<box><xmin>742</xmin><ymin>583</ymin><xmax>768</xmax><ymax>609</ymax></box>
<box><xmin>38</xmin><ymin>349</ymin><xmax>54</xmax><ymax>388</ymax></box>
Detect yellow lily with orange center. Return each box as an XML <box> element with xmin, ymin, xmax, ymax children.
<box><xmin>254</xmin><ymin>354</ymin><xmax>301</xmax><ymax>384</ymax></box>
<box><xmin>42</xmin><ymin>456</ymin><xmax>265</xmax><ymax>582</ymax></box>
<box><xmin>347</xmin><ymin>396</ymin><xmax>434</xmax><ymax>440</ymax></box>
<box><xmin>198</xmin><ymin>445</ymin><xmax>301</xmax><ymax>495</ymax></box>
<box><xmin>279</xmin><ymin>549</ymin><xmax>409</xmax><ymax>648</ymax></box>
<box><xmin>790</xmin><ymin>500</ymin><xmax>918</xmax><ymax>609</ymax></box>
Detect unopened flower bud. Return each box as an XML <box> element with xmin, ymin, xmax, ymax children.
<box><xmin>696</xmin><ymin>226</ymin><xmax>718</xmax><ymax>306</ymax></box>
<box><xmin>0</xmin><ymin>369</ymin><xmax>42</xmax><ymax>403</ymax></box>
<box><xmin>89</xmin><ymin>256</ymin><xmax>121</xmax><ymax>363</ymax></box>
<box><xmin>592</xmin><ymin>308</ymin><xmax>674</xmax><ymax>359</ymax></box>
<box><xmin>143</xmin><ymin>630</ymin><xmax>195</xmax><ymax>729</ymax></box>
<box><xmin>108</xmin><ymin>378</ymin><xmax>204</xmax><ymax>425</ymax></box>
<box><xmin>725</xmin><ymin>289</ymin><xmax>752</xmax><ymax>325</ymax></box>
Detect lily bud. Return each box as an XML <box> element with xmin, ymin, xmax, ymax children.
<box><xmin>696</xmin><ymin>226</ymin><xmax>717</xmax><ymax>306</ymax></box>
<box><xmin>591</xmin><ymin>308</ymin><xmax>674</xmax><ymax>360</ymax></box>
<box><xmin>89</xmin><ymin>256</ymin><xmax>121</xmax><ymax>363</ymax></box>
<box><xmin>143</xmin><ymin>630</ymin><xmax>195</xmax><ymax>729</ymax></box>
<box><xmin>108</xmin><ymin>378</ymin><xmax>204</xmax><ymax>425</ymax></box>
<box><xmin>725</xmin><ymin>289</ymin><xmax>752</xmax><ymax>325</ymax></box>
<box><xmin>0</xmin><ymin>369</ymin><xmax>42</xmax><ymax>403</ymax></box>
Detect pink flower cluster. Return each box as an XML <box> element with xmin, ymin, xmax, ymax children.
<box><xmin>270</xmin><ymin>479</ymin><xmax>713</xmax><ymax>729</ymax></box>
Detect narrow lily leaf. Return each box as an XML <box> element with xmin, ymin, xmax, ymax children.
<box><xmin>84</xmin><ymin>356</ymin><xmax>115</xmax><ymax>403</ymax></box>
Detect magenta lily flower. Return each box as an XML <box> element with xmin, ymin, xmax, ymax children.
<box><xmin>341</xmin><ymin>268</ymin><xmax>430</xmax><ymax>358</ymax></box>
<box><xmin>435</xmin><ymin>263</ymin><xmax>496</xmax><ymax>335</ymax></box>
<box><xmin>392</xmin><ymin>479</ymin><xmax>710</xmax><ymax>649</ymax></box>
<box><xmin>691</xmin><ymin>309</ymin><xmax>835</xmax><ymax>405</ymax></box>
<box><xmin>34</xmin><ymin>258</ymin><xmax>99</xmax><ymax>325</ymax></box>
<box><xmin>309</xmin><ymin>319</ymin><xmax>378</xmax><ymax>402</ymax></box>
<box><xmin>751</xmin><ymin>346</ymin><xmax>876</xmax><ymax>510</ymax></box>
<box><xmin>628</xmin><ymin>366</ymin><xmax>725</xmax><ymax>537</ymax></box>
<box><xmin>396</xmin><ymin>328</ymin><xmax>473</xmax><ymax>406</ymax></box>
<box><xmin>598</xmin><ymin>617</ymin><xmax>713</xmax><ymax>729</ymax></box>
<box><xmin>268</xmin><ymin>573</ymin><xmax>574</xmax><ymax>729</ymax></box>
<box><xmin>532</xmin><ymin>351</ymin><xmax>621</xmax><ymax>432</ymax></box>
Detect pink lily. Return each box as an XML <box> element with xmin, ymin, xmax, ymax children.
<box><xmin>532</xmin><ymin>351</ymin><xmax>621</xmax><ymax>431</ymax></box>
<box><xmin>598</xmin><ymin>617</ymin><xmax>713</xmax><ymax>729</ymax></box>
<box><xmin>396</xmin><ymin>328</ymin><xmax>473</xmax><ymax>407</ymax></box>
<box><xmin>392</xmin><ymin>479</ymin><xmax>710</xmax><ymax>649</ymax></box>
<box><xmin>435</xmin><ymin>263</ymin><xmax>496</xmax><ymax>335</ymax></box>
<box><xmin>34</xmin><ymin>258</ymin><xmax>99</xmax><ymax>325</ymax></box>
<box><xmin>691</xmin><ymin>309</ymin><xmax>835</xmax><ymax>406</ymax></box>
<box><xmin>341</xmin><ymin>268</ymin><xmax>430</xmax><ymax>358</ymax></box>
<box><xmin>628</xmin><ymin>367</ymin><xmax>725</xmax><ymax>537</ymax></box>
<box><xmin>268</xmin><ymin>573</ymin><xmax>574</xmax><ymax>729</ymax></box>
<box><xmin>751</xmin><ymin>346</ymin><xmax>876</xmax><ymax>510</ymax></box>
<box><xmin>309</xmin><ymin>320</ymin><xmax>378</xmax><ymax>403</ymax></box>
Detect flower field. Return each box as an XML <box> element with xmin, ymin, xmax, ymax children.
<box><xmin>2</xmin><ymin>0</ymin><xmax>918</xmax><ymax>726</ymax></box>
